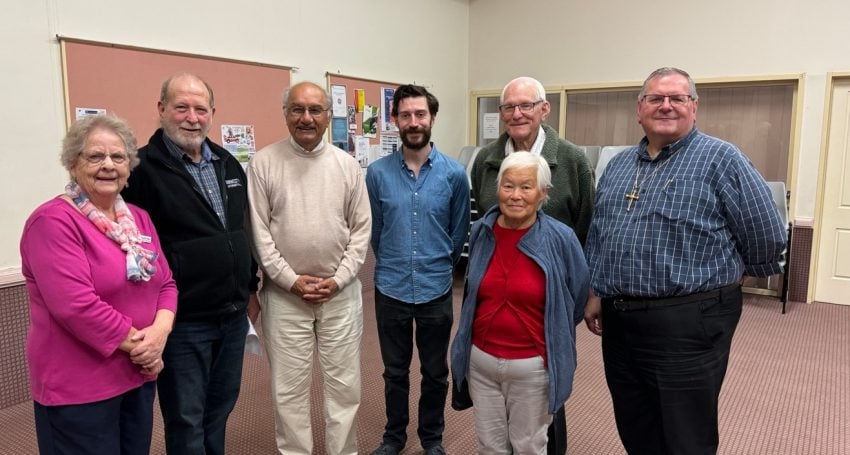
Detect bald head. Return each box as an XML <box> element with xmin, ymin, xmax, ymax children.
<box><xmin>160</xmin><ymin>73</ymin><xmax>215</xmax><ymax>109</ymax></box>
<box><xmin>283</xmin><ymin>81</ymin><xmax>331</xmax><ymax>150</ymax></box>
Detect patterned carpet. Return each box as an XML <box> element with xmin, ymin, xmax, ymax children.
<box><xmin>0</xmin><ymin>284</ymin><xmax>847</xmax><ymax>454</ymax></box>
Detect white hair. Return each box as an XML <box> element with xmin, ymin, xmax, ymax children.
<box><xmin>496</xmin><ymin>152</ymin><xmax>552</xmax><ymax>207</ymax></box>
<box><xmin>500</xmin><ymin>76</ymin><xmax>546</xmax><ymax>103</ymax></box>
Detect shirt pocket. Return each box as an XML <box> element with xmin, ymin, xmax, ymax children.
<box><xmin>649</xmin><ymin>178</ymin><xmax>717</xmax><ymax>223</ymax></box>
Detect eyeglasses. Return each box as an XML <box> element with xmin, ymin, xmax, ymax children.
<box><xmin>286</xmin><ymin>105</ymin><xmax>329</xmax><ymax>117</ymax></box>
<box><xmin>498</xmin><ymin>100</ymin><xmax>544</xmax><ymax>115</ymax></box>
<box><xmin>641</xmin><ymin>94</ymin><xmax>692</xmax><ymax>106</ymax></box>
<box><xmin>81</xmin><ymin>152</ymin><xmax>129</xmax><ymax>165</ymax></box>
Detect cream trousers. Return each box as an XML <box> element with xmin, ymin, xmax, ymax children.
<box><xmin>469</xmin><ymin>345</ymin><xmax>552</xmax><ymax>455</ymax></box>
<box><xmin>261</xmin><ymin>279</ymin><xmax>363</xmax><ymax>455</ymax></box>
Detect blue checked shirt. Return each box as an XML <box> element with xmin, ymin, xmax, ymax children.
<box><xmin>586</xmin><ymin>128</ymin><xmax>786</xmax><ymax>298</ymax></box>
<box><xmin>163</xmin><ymin>134</ymin><xmax>227</xmax><ymax>228</ymax></box>
<box><xmin>366</xmin><ymin>145</ymin><xmax>470</xmax><ymax>303</ymax></box>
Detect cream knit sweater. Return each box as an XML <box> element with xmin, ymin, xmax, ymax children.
<box><xmin>247</xmin><ymin>138</ymin><xmax>371</xmax><ymax>292</ymax></box>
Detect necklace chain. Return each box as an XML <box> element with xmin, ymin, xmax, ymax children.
<box><xmin>624</xmin><ymin>151</ymin><xmax>678</xmax><ymax>211</ymax></box>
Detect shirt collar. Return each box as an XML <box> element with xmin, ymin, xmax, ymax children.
<box><xmin>505</xmin><ymin>126</ymin><xmax>546</xmax><ymax>156</ymax></box>
<box><xmin>637</xmin><ymin>126</ymin><xmax>699</xmax><ymax>162</ymax></box>
<box><xmin>397</xmin><ymin>144</ymin><xmax>436</xmax><ymax>170</ymax></box>
<box><xmin>163</xmin><ymin>132</ymin><xmax>217</xmax><ymax>164</ymax></box>
<box><xmin>289</xmin><ymin>137</ymin><xmax>326</xmax><ymax>154</ymax></box>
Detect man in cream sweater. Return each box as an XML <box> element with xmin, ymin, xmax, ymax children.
<box><xmin>247</xmin><ymin>81</ymin><xmax>371</xmax><ymax>455</ymax></box>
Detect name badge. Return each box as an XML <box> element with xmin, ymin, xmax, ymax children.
<box><xmin>139</xmin><ymin>234</ymin><xmax>152</xmax><ymax>244</ymax></box>
<box><xmin>225</xmin><ymin>178</ymin><xmax>243</xmax><ymax>188</ymax></box>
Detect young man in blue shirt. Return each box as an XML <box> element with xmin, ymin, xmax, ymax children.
<box><xmin>366</xmin><ymin>85</ymin><xmax>470</xmax><ymax>455</ymax></box>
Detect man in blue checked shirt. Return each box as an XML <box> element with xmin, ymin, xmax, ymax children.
<box><xmin>584</xmin><ymin>67</ymin><xmax>786</xmax><ymax>455</ymax></box>
<box><xmin>365</xmin><ymin>85</ymin><xmax>470</xmax><ymax>455</ymax></box>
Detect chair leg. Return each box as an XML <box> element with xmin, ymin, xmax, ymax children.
<box><xmin>780</xmin><ymin>224</ymin><xmax>792</xmax><ymax>314</ymax></box>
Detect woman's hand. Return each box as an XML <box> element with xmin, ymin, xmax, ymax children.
<box><xmin>129</xmin><ymin>309</ymin><xmax>175</xmax><ymax>366</ymax></box>
<box><xmin>140</xmin><ymin>358</ymin><xmax>164</xmax><ymax>376</ymax></box>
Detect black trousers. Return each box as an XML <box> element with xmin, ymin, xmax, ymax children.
<box><xmin>34</xmin><ymin>381</ymin><xmax>156</xmax><ymax>455</ymax></box>
<box><xmin>375</xmin><ymin>289</ymin><xmax>453</xmax><ymax>450</ymax></box>
<box><xmin>601</xmin><ymin>285</ymin><xmax>742</xmax><ymax>455</ymax></box>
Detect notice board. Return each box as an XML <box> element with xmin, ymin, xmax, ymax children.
<box><xmin>60</xmin><ymin>37</ymin><xmax>292</xmax><ymax>152</ymax></box>
<box><xmin>326</xmin><ymin>73</ymin><xmax>402</xmax><ymax>167</ymax></box>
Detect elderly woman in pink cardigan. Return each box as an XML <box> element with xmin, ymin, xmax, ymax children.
<box><xmin>20</xmin><ymin>113</ymin><xmax>177</xmax><ymax>455</ymax></box>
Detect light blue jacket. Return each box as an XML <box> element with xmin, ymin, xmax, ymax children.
<box><xmin>450</xmin><ymin>206</ymin><xmax>589</xmax><ymax>414</ymax></box>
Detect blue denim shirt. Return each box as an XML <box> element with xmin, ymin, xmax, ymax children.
<box><xmin>366</xmin><ymin>145</ymin><xmax>470</xmax><ymax>303</ymax></box>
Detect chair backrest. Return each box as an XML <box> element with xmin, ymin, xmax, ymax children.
<box><xmin>457</xmin><ymin>146</ymin><xmax>478</xmax><ymax>169</ymax></box>
<box><xmin>766</xmin><ymin>181</ymin><xmax>789</xmax><ymax>227</ymax></box>
<box><xmin>578</xmin><ymin>145</ymin><xmax>602</xmax><ymax>171</ymax></box>
<box><xmin>596</xmin><ymin>146</ymin><xmax>632</xmax><ymax>185</ymax></box>
<box><xmin>459</xmin><ymin>146</ymin><xmax>482</xmax><ymax>185</ymax></box>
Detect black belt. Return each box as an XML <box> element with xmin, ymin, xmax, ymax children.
<box><xmin>603</xmin><ymin>283</ymin><xmax>740</xmax><ymax>312</ymax></box>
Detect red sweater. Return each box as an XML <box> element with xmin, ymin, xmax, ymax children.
<box><xmin>472</xmin><ymin>223</ymin><xmax>547</xmax><ymax>364</ymax></box>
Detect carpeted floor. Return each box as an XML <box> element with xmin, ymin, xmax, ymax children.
<box><xmin>0</xmin><ymin>282</ymin><xmax>847</xmax><ymax>454</ymax></box>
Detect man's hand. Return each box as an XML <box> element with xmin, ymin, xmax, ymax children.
<box><xmin>307</xmin><ymin>278</ymin><xmax>339</xmax><ymax>303</ymax></box>
<box><xmin>291</xmin><ymin>275</ymin><xmax>335</xmax><ymax>304</ymax></box>
<box><xmin>247</xmin><ymin>293</ymin><xmax>261</xmax><ymax>324</ymax></box>
<box><xmin>584</xmin><ymin>290</ymin><xmax>603</xmax><ymax>336</ymax></box>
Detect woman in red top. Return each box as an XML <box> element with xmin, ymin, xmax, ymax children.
<box><xmin>451</xmin><ymin>152</ymin><xmax>589</xmax><ymax>454</ymax></box>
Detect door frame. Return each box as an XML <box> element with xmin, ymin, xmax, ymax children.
<box><xmin>810</xmin><ymin>72</ymin><xmax>850</xmax><ymax>303</ymax></box>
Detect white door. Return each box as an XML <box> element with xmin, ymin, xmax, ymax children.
<box><xmin>815</xmin><ymin>78</ymin><xmax>850</xmax><ymax>305</ymax></box>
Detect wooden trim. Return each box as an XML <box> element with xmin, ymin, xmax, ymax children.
<box><xmin>808</xmin><ymin>73</ymin><xmax>850</xmax><ymax>302</ymax></box>
<box><xmin>56</xmin><ymin>35</ymin><xmax>294</xmax><ymax>70</ymax></box>
<box><xmin>59</xmin><ymin>39</ymin><xmax>71</xmax><ymax>131</ymax></box>
<box><xmin>0</xmin><ymin>268</ymin><xmax>24</xmax><ymax>289</ymax></box>
<box><xmin>325</xmin><ymin>72</ymin><xmax>404</xmax><ymax>88</ymax></box>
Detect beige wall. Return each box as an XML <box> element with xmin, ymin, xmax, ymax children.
<box><xmin>0</xmin><ymin>0</ymin><xmax>470</xmax><ymax>276</ymax></box>
<box><xmin>4</xmin><ymin>0</ymin><xmax>844</xmax><ymax>277</ymax></box>
<box><xmin>468</xmin><ymin>0</ymin><xmax>850</xmax><ymax>224</ymax></box>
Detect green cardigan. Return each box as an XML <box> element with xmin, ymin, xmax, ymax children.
<box><xmin>470</xmin><ymin>124</ymin><xmax>595</xmax><ymax>245</ymax></box>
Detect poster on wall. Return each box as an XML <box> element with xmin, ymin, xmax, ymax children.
<box><xmin>347</xmin><ymin>106</ymin><xmax>357</xmax><ymax>130</ymax></box>
<box><xmin>75</xmin><ymin>107</ymin><xmax>106</xmax><ymax>120</ymax></box>
<box><xmin>332</xmin><ymin>117</ymin><xmax>348</xmax><ymax>151</ymax></box>
<box><xmin>355</xmin><ymin>89</ymin><xmax>366</xmax><ymax>112</ymax></box>
<box><xmin>331</xmin><ymin>85</ymin><xmax>347</xmax><ymax>117</ymax></box>
<box><xmin>482</xmin><ymin>113</ymin><xmax>501</xmax><ymax>139</ymax></box>
<box><xmin>381</xmin><ymin>87</ymin><xmax>397</xmax><ymax>132</ymax></box>
<box><xmin>381</xmin><ymin>134</ymin><xmax>399</xmax><ymax>157</ymax></box>
<box><xmin>354</xmin><ymin>135</ymin><xmax>370</xmax><ymax>167</ymax></box>
<box><xmin>362</xmin><ymin>105</ymin><xmax>378</xmax><ymax>138</ymax></box>
<box><xmin>221</xmin><ymin>124</ymin><xmax>256</xmax><ymax>167</ymax></box>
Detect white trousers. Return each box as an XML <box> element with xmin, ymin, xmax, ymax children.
<box><xmin>468</xmin><ymin>345</ymin><xmax>552</xmax><ymax>455</ymax></box>
<box><xmin>261</xmin><ymin>279</ymin><xmax>363</xmax><ymax>455</ymax></box>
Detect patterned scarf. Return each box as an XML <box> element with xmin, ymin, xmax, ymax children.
<box><xmin>65</xmin><ymin>181</ymin><xmax>158</xmax><ymax>282</ymax></box>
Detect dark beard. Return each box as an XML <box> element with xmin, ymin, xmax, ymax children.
<box><xmin>400</xmin><ymin>128</ymin><xmax>431</xmax><ymax>150</ymax></box>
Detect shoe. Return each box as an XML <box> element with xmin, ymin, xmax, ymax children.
<box><xmin>369</xmin><ymin>443</ymin><xmax>401</xmax><ymax>455</ymax></box>
<box><xmin>424</xmin><ymin>444</ymin><xmax>446</xmax><ymax>455</ymax></box>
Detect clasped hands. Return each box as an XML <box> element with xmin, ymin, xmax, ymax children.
<box><xmin>121</xmin><ymin>325</ymin><xmax>169</xmax><ymax>376</ymax></box>
<box><xmin>290</xmin><ymin>275</ymin><xmax>339</xmax><ymax>304</ymax></box>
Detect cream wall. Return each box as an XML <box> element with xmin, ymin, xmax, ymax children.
<box><xmin>0</xmin><ymin>0</ymin><xmax>470</xmax><ymax>276</ymax></box>
<box><xmin>468</xmin><ymin>0</ymin><xmax>850</xmax><ymax>224</ymax></box>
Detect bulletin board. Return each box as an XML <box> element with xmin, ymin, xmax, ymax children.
<box><xmin>59</xmin><ymin>37</ymin><xmax>292</xmax><ymax>152</ymax></box>
<box><xmin>326</xmin><ymin>72</ymin><xmax>403</xmax><ymax>167</ymax></box>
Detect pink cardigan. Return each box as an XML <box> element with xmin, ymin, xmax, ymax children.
<box><xmin>20</xmin><ymin>197</ymin><xmax>177</xmax><ymax>406</ymax></box>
